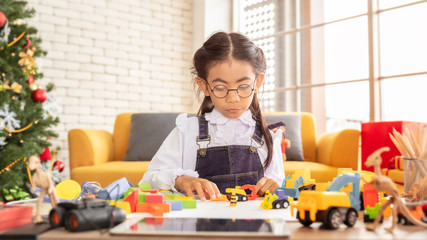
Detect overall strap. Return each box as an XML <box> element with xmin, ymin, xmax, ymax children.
<box><xmin>197</xmin><ymin>115</ymin><xmax>209</xmax><ymax>140</ymax></box>
<box><xmin>197</xmin><ymin>115</ymin><xmax>210</xmax><ymax>157</ymax></box>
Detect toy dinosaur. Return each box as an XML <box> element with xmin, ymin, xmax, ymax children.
<box><xmin>364</xmin><ymin>147</ymin><xmax>427</xmax><ymax>232</ymax></box>
<box><xmin>28</xmin><ymin>155</ymin><xmax>59</xmax><ymax>223</ymax></box>
<box><xmin>401</xmin><ymin>176</ymin><xmax>427</xmax><ymax>202</ymax></box>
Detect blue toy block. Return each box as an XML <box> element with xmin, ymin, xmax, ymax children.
<box><xmin>166</xmin><ymin>200</ymin><xmax>183</xmax><ymax>211</ymax></box>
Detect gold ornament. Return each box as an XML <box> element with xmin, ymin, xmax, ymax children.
<box><xmin>11</xmin><ymin>82</ymin><xmax>22</xmax><ymax>93</ymax></box>
<box><xmin>18</xmin><ymin>49</ymin><xmax>37</xmax><ymax>75</ymax></box>
<box><xmin>29</xmin><ymin>83</ymin><xmax>38</xmax><ymax>91</ymax></box>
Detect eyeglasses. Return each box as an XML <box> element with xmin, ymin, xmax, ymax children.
<box><xmin>206</xmin><ymin>80</ymin><xmax>256</xmax><ymax>99</ymax></box>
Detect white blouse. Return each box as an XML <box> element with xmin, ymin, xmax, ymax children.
<box><xmin>140</xmin><ymin>108</ymin><xmax>285</xmax><ymax>192</ymax></box>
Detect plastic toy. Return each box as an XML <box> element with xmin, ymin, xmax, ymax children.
<box><xmin>229</xmin><ymin>192</ymin><xmax>237</xmax><ymax>207</ymax></box>
<box><xmin>291</xmin><ymin>173</ymin><xmax>361</xmax><ymax>229</ymax></box>
<box><xmin>364</xmin><ymin>147</ymin><xmax>427</xmax><ymax>232</ymax></box>
<box><xmin>49</xmin><ymin>198</ymin><xmax>126</xmax><ymax>232</ymax></box>
<box><xmin>397</xmin><ymin>201</ymin><xmax>427</xmax><ymax>225</ymax></box>
<box><xmin>226</xmin><ymin>187</ymin><xmax>249</xmax><ymax>201</ymax></box>
<box><xmin>260</xmin><ymin>190</ymin><xmax>277</xmax><ymax>209</ymax></box>
<box><xmin>241</xmin><ymin>184</ymin><xmax>258</xmax><ymax>200</ymax></box>
<box><xmin>278</xmin><ymin>169</ymin><xmax>315</xmax><ymax>199</ymax></box>
<box><xmin>28</xmin><ymin>155</ymin><xmax>59</xmax><ymax>223</ymax></box>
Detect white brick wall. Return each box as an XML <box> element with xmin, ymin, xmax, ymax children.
<box><xmin>27</xmin><ymin>0</ymin><xmax>195</xmax><ymax>180</ymax></box>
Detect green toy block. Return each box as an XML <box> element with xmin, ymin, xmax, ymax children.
<box><xmin>136</xmin><ymin>183</ymin><xmax>152</xmax><ymax>191</ymax></box>
<box><xmin>181</xmin><ymin>199</ymin><xmax>197</xmax><ymax>209</ymax></box>
<box><xmin>123</xmin><ymin>187</ymin><xmax>136</xmax><ymax>199</ymax></box>
<box><xmin>164</xmin><ymin>193</ymin><xmax>180</xmax><ymax>200</ymax></box>
<box><xmin>138</xmin><ymin>192</ymin><xmax>149</xmax><ymax>203</ymax></box>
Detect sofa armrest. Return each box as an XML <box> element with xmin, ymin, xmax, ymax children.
<box><xmin>68</xmin><ymin>129</ymin><xmax>114</xmax><ymax>171</ymax></box>
<box><xmin>316</xmin><ymin>129</ymin><xmax>360</xmax><ymax>170</ymax></box>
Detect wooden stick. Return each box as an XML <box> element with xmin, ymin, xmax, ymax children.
<box><xmin>405</xmin><ymin>127</ymin><xmax>420</xmax><ymax>157</ymax></box>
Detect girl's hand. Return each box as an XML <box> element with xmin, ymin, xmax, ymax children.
<box><xmin>255</xmin><ymin>177</ymin><xmax>279</xmax><ymax>196</ymax></box>
<box><xmin>174</xmin><ymin>176</ymin><xmax>221</xmax><ymax>201</ymax></box>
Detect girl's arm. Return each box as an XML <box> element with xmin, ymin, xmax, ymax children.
<box><xmin>140</xmin><ymin>127</ymin><xmax>198</xmax><ymax>191</ymax></box>
<box><xmin>256</xmin><ymin>128</ymin><xmax>286</xmax><ymax>195</ymax></box>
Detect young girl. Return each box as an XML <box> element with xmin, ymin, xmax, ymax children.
<box><xmin>141</xmin><ymin>32</ymin><xmax>285</xmax><ymax>201</ymax></box>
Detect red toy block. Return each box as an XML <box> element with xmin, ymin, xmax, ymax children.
<box><xmin>361</xmin><ymin>121</ymin><xmax>427</xmax><ymax>171</ymax></box>
<box><xmin>241</xmin><ymin>184</ymin><xmax>258</xmax><ymax>200</ymax></box>
<box><xmin>146</xmin><ymin>194</ymin><xmax>164</xmax><ymax>203</ymax></box>
<box><xmin>142</xmin><ymin>189</ymin><xmax>160</xmax><ymax>194</ymax></box>
<box><xmin>124</xmin><ymin>189</ymin><xmax>139</xmax><ymax>212</ymax></box>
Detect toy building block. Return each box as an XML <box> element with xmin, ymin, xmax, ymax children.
<box><xmin>163</xmin><ymin>193</ymin><xmax>181</xmax><ymax>200</ymax></box>
<box><xmin>176</xmin><ymin>196</ymin><xmax>194</xmax><ymax>200</ymax></box>
<box><xmin>180</xmin><ymin>199</ymin><xmax>197</xmax><ymax>209</ymax></box>
<box><xmin>135</xmin><ymin>183</ymin><xmax>152</xmax><ymax>191</ymax></box>
<box><xmin>166</xmin><ymin>200</ymin><xmax>183</xmax><ymax>211</ymax></box>
<box><xmin>124</xmin><ymin>189</ymin><xmax>139</xmax><ymax>212</ymax></box>
<box><xmin>138</xmin><ymin>191</ymin><xmax>149</xmax><ymax>203</ymax></box>
<box><xmin>115</xmin><ymin>201</ymin><xmax>131</xmax><ymax>215</ymax></box>
<box><xmin>364</xmin><ymin>203</ymin><xmax>382</xmax><ymax>222</ymax></box>
<box><xmin>136</xmin><ymin>203</ymin><xmax>170</xmax><ymax>217</ymax></box>
<box><xmin>210</xmin><ymin>194</ymin><xmax>228</xmax><ymax>201</ymax></box>
<box><xmin>123</xmin><ymin>187</ymin><xmax>137</xmax><ymax>199</ymax></box>
<box><xmin>142</xmin><ymin>189</ymin><xmax>160</xmax><ymax>194</ymax></box>
<box><xmin>146</xmin><ymin>194</ymin><xmax>164</xmax><ymax>203</ymax></box>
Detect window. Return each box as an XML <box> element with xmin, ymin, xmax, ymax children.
<box><xmin>234</xmin><ymin>0</ymin><xmax>427</xmax><ymax>135</ymax></box>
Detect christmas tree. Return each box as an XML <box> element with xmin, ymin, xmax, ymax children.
<box><xmin>0</xmin><ymin>0</ymin><xmax>61</xmax><ymax>202</ymax></box>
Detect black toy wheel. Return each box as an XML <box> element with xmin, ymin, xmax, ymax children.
<box><xmin>273</xmin><ymin>202</ymin><xmax>282</xmax><ymax>209</ymax></box>
<box><xmin>283</xmin><ymin>200</ymin><xmax>289</xmax><ymax>209</ymax></box>
<box><xmin>326</xmin><ymin>208</ymin><xmax>342</xmax><ymax>229</ymax></box>
<box><xmin>297</xmin><ymin>211</ymin><xmax>313</xmax><ymax>227</ymax></box>
<box><xmin>344</xmin><ymin>209</ymin><xmax>358</xmax><ymax>227</ymax></box>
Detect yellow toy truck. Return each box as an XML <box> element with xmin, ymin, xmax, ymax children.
<box><xmin>291</xmin><ymin>173</ymin><xmax>361</xmax><ymax>229</ymax></box>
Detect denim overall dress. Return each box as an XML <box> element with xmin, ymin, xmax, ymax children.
<box><xmin>195</xmin><ymin>115</ymin><xmax>285</xmax><ymax>193</ymax></box>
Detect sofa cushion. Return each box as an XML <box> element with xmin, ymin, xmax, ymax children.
<box><xmin>123</xmin><ymin>113</ymin><xmax>182</xmax><ymax>161</ymax></box>
<box><xmin>264</xmin><ymin>114</ymin><xmax>304</xmax><ymax>161</ymax></box>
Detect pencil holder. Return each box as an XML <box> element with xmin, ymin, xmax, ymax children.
<box><xmin>403</xmin><ymin>157</ymin><xmax>427</xmax><ymax>192</ymax></box>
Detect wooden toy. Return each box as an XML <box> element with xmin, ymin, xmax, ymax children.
<box><xmin>364</xmin><ymin>147</ymin><xmax>427</xmax><ymax>232</ymax></box>
<box><xmin>28</xmin><ymin>155</ymin><xmax>59</xmax><ymax>223</ymax></box>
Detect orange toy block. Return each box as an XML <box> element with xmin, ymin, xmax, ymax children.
<box><xmin>146</xmin><ymin>194</ymin><xmax>164</xmax><ymax>203</ymax></box>
<box><xmin>136</xmin><ymin>203</ymin><xmax>171</xmax><ymax>217</ymax></box>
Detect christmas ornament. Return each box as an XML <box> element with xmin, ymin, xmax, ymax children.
<box><xmin>29</xmin><ymin>82</ymin><xmax>38</xmax><ymax>91</ymax></box>
<box><xmin>0</xmin><ymin>11</ymin><xmax>6</xmax><ymax>28</ymax></box>
<box><xmin>32</xmin><ymin>88</ymin><xmax>47</xmax><ymax>103</ymax></box>
<box><xmin>54</xmin><ymin>160</ymin><xmax>64</xmax><ymax>173</ymax></box>
<box><xmin>0</xmin><ymin>104</ymin><xmax>21</xmax><ymax>131</ymax></box>
<box><xmin>39</xmin><ymin>147</ymin><xmax>52</xmax><ymax>161</ymax></box>
<box><xmin>27</xmin><ymin>75</ymin><xmax>34</xmax><ymax>84</ymax></box>
<box><xmin>11</xmin><ymin>82</ymin><xmax>22</xmax><ymax>94</ymax></box>
<box><xmin>18</xmin><ymin>49</ymin><xmax>36</xmax><ymax>75</ymax></box>
<box><xmin>22</xmin><ymin>37</ymin><xmax>31</xmax><ymax>49</ymax></box>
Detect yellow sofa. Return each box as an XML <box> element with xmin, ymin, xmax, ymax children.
<box><xmin>69</xmin><ymin>112</ymin><xmax>360</xmax><ymax>187</ymax></box>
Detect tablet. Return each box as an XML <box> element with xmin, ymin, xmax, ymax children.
<box><xmin>110</xmin><ymin>215</ymin><xmax>290</xmax><ymax>238</ymax></box>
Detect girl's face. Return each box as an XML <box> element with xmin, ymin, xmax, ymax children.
<box><xmin>197</xmin><ymin>58</ymin><xmax>264</xmax><ymax>119</ymax></box>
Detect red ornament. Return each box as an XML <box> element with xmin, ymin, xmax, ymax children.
<box><xmin>32</xmin><ymin>88</ymin><xmax>47</xmax><ymax>103</ymax></box>
<box><xmin>54</xmin><ymin>160</ymin><xmax>65</xmax><ymax>173</ymax></box>
<box><xmin>27</xmin><ymin>75</ymin><xmax>34</xmax><ymax>84</ymax></box>
<box><xmin>0</xmin><ymin>11</ymin><xmax>6</xmax><ymax>28</ymax></box>
<box><xmin>39</xmin><ymin>147</ymin><xmax>52</xmax><ymax>161</ymax></box>
<box><xmin>22</xmin><ymin>37</ymin><xmax>31</xmax><ymax>49</ymax></box>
